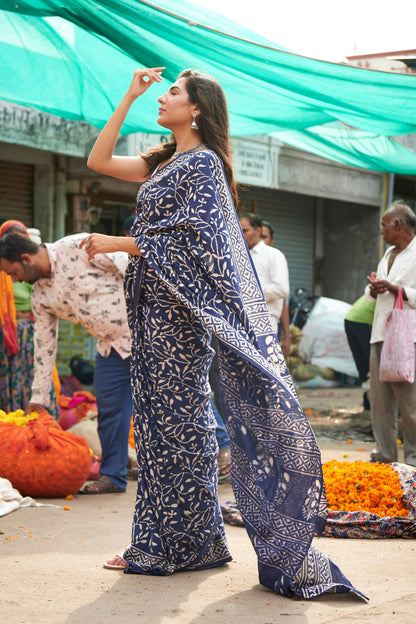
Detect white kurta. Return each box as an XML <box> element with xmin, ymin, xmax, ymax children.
<box><xmin>250</xmin><ymin>240</ymin><xmax>289</xmax><ymax>332</ymax></box>
<box><xmin>365</xmin><ymin>236</ymin><xmax>416</xmax><ymax>343</ymax></box>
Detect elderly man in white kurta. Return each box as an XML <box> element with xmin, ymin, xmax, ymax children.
<box><xmin>365</xmin><ymin>201</ymin><xmax>416</xmax><ymax>467</ymax></box>
<box><xmin>240</xmin><ymin>213</ymin><xmax>289</xmax><ymax>342</ymax></box>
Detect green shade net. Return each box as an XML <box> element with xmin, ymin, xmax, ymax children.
<box><xmin>274</xmin><ymin>125</ymin><xmax>416</xmax><ymax>174</ymax></box>
<box><xmin>2</xmin><ymin>0</ymin><xmax>416</xmax><ymax>172</ymax></box>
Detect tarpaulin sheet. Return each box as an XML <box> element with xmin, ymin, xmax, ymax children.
<box><xmin>2</xmin><ymin>0</ymin><xmax>416</xmax><ymax>172</ymax></box>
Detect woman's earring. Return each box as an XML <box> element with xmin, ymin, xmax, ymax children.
<box><xmin>190</xmin><ymin>112</ymin><xmax>199</xmax><ymax>130</ymax></box>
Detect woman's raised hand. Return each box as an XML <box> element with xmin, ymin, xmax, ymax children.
<box><xmin>86</xmin><ymin>67</ymin><xmax>166</xmax><ymax>182</ymax></box>
<box><xmin>127</xmin><ymin>67</ymin><xmax>165</xmax><ymax>99</ymax></box>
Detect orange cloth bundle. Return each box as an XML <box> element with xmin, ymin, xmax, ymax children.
<box><xmin>0</xmin><ymin>408</ymin><xmax>91</xmax><ymax>497</ymax></box>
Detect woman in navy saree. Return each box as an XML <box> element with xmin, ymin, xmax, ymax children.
<box><xmin>82</xmin><ymin>68</ymin><xmax>363</xmax><ymax>599</ymax></box>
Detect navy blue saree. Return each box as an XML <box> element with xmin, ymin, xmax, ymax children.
<box><xmin>123</xmin><ymin>149</ymin><xmax>363</xmax><ymax>599</ymax></box>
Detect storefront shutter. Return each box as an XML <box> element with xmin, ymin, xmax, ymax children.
<box><xmin>238</xmin><ymin>186</ymin><xmax>315</xmax><ymax>294</ymax></box>
<box><xmin>0</xmin><ymin>160</ymin><xmax>34</xmax><ymax>226</ymax></box>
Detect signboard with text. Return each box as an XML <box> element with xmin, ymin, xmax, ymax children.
<box><xmin>232</xmin><ymin>138</ymin><xmax>280</xmax><ymax>188</ymax></box>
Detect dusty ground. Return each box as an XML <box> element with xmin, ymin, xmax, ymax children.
<box><xmin>1</xmin><ymin>386</ymin><xmax>415</xmax><ymax>623</ymax></box>
<box><xmin>298</xmin><ymin>386</ymin><xmax>375</xmax><ymax>443</ymax></box>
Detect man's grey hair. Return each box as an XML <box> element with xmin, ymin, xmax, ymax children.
<box><xmin>386</xmin><ymin>200</ymin><xmax>416</xmax><ymax>232</ymax></box>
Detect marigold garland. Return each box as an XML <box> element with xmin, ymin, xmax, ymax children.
<box><xmin>0</xmin><ymin>409</ymin><xmax>39</xmax><ymax>426</ymax></box>
<box><xmin>323</xmin><ymin>460</ymin><xmax>409</xmax><ymax>518</ymax></box>
<box><xmin>129</xmin><ymin>416</ymin><xmax>135</xmax><ymax>449</ymax></box>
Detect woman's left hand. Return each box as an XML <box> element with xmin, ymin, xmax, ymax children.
<box><xmin>79</xmin><ymin>233</ymin><xmax>118</xmax><ymax>259</ymax></box>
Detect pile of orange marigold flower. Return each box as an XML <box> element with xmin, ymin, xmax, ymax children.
<box><xmin>323</xmin><ymin>459</ymin><xmax>409</xmax><ymax>518</ymax></box>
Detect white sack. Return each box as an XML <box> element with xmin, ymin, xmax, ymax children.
<box><xmin>299</xmin><ymin>296</ymin><xmax>359</xmax><ymax>378</ymax></box>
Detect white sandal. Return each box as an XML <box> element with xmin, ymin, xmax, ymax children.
<box><xmin>103</xmin><ymin>555</ymin><xmax>129</xmax><ymax>570</ymax></box>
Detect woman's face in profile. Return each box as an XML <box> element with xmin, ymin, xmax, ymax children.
<box><xmin>157</xmin><ymin>77</ymin><xmax>197</xmax><ymax>130</ymax></box>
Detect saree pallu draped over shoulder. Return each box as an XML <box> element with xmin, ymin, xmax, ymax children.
<box><xmin>123</xmin><ymin>149</ymin><xmax>365</xmax><ymax>599</ymax></box>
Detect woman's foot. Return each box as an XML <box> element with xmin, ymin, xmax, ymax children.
<box><xmin>103</xmin><ymin>555</ymin><xmax>130</xmax><ymax>570</ymax></box>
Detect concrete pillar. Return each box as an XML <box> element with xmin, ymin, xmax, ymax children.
<box><xmin>54</xmin><ymin>154</ymin><xmax>67</xmax><ymax>240</ymax></box>
<box><xmin>33</xmin><ymin>163</ymin><xmax>54</xmax><ymax>243</ymax></box>
<box><xmin>314</xmin><ymin>198</ymin><xmax>324</xmax><ymax>296</ymax></box>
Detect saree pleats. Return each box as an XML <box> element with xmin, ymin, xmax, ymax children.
<box><xmin>124</xmin><ymin>260</ymin><xmax>231</xmax><ymax>574</ymax></box>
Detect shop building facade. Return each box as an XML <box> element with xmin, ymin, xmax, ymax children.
<box><xmin>0</xmin><ymin>101</ymin><xmax>386</xmax><ymax>308</ymax></box>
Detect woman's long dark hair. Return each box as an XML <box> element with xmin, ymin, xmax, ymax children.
<box><xmin>142</xmin><ymin>69</ymin><xmax>238</xmax><ymax>207</ymax></box>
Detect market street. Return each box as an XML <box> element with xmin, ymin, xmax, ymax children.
<box><xmin>1</xmin><ymin>387</ymin><xmax>415</xmax><ymax>624</ymax></box>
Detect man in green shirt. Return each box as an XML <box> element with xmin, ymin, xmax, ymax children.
<box><xmin>344</xmin><ymin>295</ymin><xmax>375</xmax><ymax>384</ymax></box>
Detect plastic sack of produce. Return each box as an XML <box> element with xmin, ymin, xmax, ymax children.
<box><xmin>0</xmin><ymin>408</ymin><xmax>91</xmax><ymax>497</ymax></box>
<box><xmin>299</xmin><ymin>296</ymin><xmax>359</xmax><ymax>378</ymax></box>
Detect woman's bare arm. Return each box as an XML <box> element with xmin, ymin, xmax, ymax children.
<box><xmin>87</xmin><ymin>68</ymin><xmax>165</xmax><ymax>183</ymax></box>
<box><xmin>79</xmin><ymin>233</ymin><xmax>142</xmax><ymax>258</ymax></box>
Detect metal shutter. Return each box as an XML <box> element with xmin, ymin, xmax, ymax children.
<box><xmin>0</xmin><ymin>160</ymin><xmax>34</xmax><ymax>226</ymax></box>
<box><xmin>238</xmin><ymin>187</ymin><xmax>315</xmax><ymax>294</ymax></box>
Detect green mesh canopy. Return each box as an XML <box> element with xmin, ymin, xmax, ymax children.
<box><xmin>2</xmin><ymin>0</ymin><xmax>416</xmax><ymax>172</ymax></box>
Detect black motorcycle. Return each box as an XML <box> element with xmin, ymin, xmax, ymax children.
<box><xmin>289</xmin><ymin>288</ymin><xmax>318</xmax><ymax>329</ymax></box>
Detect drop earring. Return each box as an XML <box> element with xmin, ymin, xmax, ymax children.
<box><xmin>190</xmin><ymin>112</ymin><xmax>199</xmax><ymax>130</ymax></box>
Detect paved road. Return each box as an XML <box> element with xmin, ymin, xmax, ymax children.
<box><xmin>1</xmin><ymin>387</ymin><xmax>415</xmax><ymax>623</ymax></box>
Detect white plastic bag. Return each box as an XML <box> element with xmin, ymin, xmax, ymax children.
<box><xmin>299</xmin><ymin>297</ymin><xmax>359</xmax><ymax>378</ymax></box>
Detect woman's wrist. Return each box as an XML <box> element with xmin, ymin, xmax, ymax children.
<box><xmin>115</xmin><ymin>236</ymin><xmax>142</xmax><ymax>256</ymax></box>
<box><xmin>80</xmin><ymin>233</ymin><xmax>141</xmax><ymax>258</ymax></box>
<box><xmin>123</xmin><ymin>92</ymin><xmax>138</xmax><ymax>104</ymax></box>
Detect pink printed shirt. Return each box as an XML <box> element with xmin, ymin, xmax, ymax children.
<box><xmin>30</xmin><ymin>233</ymin><xmax>131</xmax><ymax>406</ymax></box>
